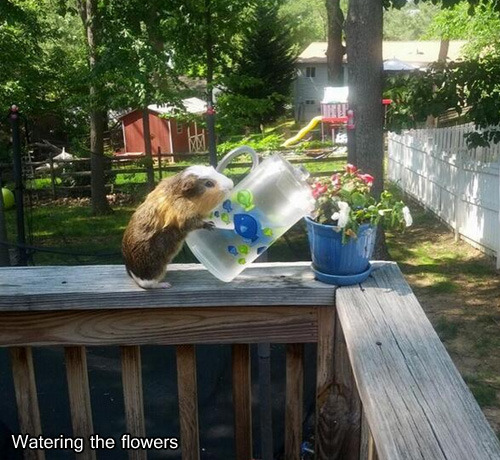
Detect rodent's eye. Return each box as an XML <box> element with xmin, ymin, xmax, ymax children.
<box><xmin>205</xmin><ymin>180</ymin><xmax>215</xmax><ymax>188</ymax></box>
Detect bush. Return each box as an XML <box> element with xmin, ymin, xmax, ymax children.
<box><xmin>295</xmin><ymin>140</ymin><xmax>334</xmax><ymax>151</ymax></box>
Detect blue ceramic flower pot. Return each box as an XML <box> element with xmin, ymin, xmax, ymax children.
<box><xmin>305</xmin><ymin>217</ymin><xmax>376</xmax><ymax>277</ymax></box>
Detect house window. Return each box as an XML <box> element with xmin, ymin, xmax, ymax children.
<box><xmin>177</xmin><ymin>123</ymin><xmax>183</xmax><ymax>134</ymax></box>
<box><xmin>305</xmin><ymin>100</ymin><xmax>316</xmax><ymax>105</ymax></box>
<box><xmin>305</xmin><ymin>67</ymin><xmax>316</xmax><ymax>78</ymax></box>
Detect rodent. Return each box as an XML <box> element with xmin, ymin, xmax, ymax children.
<box><xmin>122</xmin><ymin>165</ymin><xmax>234</xmax><ymax>289</ymax></box>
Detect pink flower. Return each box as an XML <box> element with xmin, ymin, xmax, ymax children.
<box><xmin>330</xmin><ymin>173</ymin><xmax>341</xmax><ymax>186</ymax></box>
<box><xmin>345</xmin><ymin>164</ymin><xmax>357</xmax><ymax>174</ymax></box>
<box><xmin>359</xmin><ymin>173</ymin><xmax>374</xmax><ymax>185</ymax></box>
<box><xmin>312</xmin><ymin>182</ymin><xmax>328</xmax><ymax>198</ymax></box>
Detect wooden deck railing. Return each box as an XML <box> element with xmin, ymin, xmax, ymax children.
<box><xmin>0</xmin><ymin>262</ymin><xmax>499</xmax><ymax>460</ymax></box>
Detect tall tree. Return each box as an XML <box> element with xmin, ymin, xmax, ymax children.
<box><xmin>280</xmin><ymin>0</ymin><xmax>328</xmax><ymax>50</ymax></box>
<box><xmin>169</xmin><ymin>0</ymin><xmax>254</xmax><ymax>147</ymax></box>
<box><xmin>325</xmin><ymin>0</ymin><xmax>345</xmax><ymax>86</ymax></box>
<box><xmin>77</xmin><ymin>0</ymin><xmax>112</xmax><ymax>215</ymax></box>
<box><xmin>217</xmin><ymin>1</ymin><xmax>297</xmax><ymax>134</ymax></box>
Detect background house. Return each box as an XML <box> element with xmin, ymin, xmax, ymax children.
<box><xmin>117</xmin><ymin>97</ymin><xmax>207</xmax><ymax>158</ymax></box>
<box><xmin>294</xmin><ymin>40</ymin><xmax>466</xmax><ymax>122</ymax></box>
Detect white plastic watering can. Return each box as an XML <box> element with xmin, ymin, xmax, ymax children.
<box><xmin>186</xmin><ymin>146</ymin><xmax>315</xmax><ymax>282</ymax></box>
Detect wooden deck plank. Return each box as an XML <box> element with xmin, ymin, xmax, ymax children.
<box><xmin>232</xmin><ymin>344</ymin><xmax>252</xmax><ymax>460</ymax></box>
<box><xmin>64</xmin><ymin>346</ymin><xmax>96</xmax><ymax>460</ymax></box>
<box><xmin>334</xmin><ymin>313</ymin><xmax>361</xmax><ymax>459</ymax></box>
<box><xmin>0</xmin><ymin>263</ymin><xmax>335</xmax><ymax>311</ymax></box>
<box><xmin>10</xmin><ymin>347</ymin><xmax>45</xmax><ymax>460</ymax></box>
<box><xmin>121</xmin><ymin>346</ymin><xmax>146</xmax><ymax>460</ymax></box>
<box><xmin>0</xmin><ymin>306</ymin><xmax>317</xmax><ymax>347</ymax></box>
<box><xmin>285</xmin><ymin>343</ymin><xmax>304</xmax><ymax>460</ymax></box>
<box><xmin>336</xmin><ymin>262</ymin><xmax>500</xmax><ymax>460</ymax></box>
<box><xmin>176</xmin><ymin>345</ymin><xmax>200</xmax><ymax>460</ymax></box>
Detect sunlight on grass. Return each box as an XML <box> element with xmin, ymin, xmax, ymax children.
<box><xmin>464</xmin><ymin>375</ymin><xmax>499</xmax><ymax>407</ymax></box>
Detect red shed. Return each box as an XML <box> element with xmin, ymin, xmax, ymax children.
<box><xmin>117</xmin><ymin>98</ymin><xmax>207</xmax><ymax>158</ymax></box>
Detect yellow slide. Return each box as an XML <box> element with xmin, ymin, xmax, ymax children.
<box><xmin>282</xmin><ymin>116</ymin><xmax>323</xmax><ymax>147</ymax></box>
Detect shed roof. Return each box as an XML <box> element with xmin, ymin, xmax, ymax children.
<box><xmin>297</xmin><ymin>41</ymin><xmax>467</xmax><ymax>67</ymax></box>
<box><xmin>118</xmin><ymin>97</ymin><xmax>207</xmax><ymax>120</ymax></box>
<box><xmin>149</xmin><ymin>97</ymin><xmax>207</xmax><ymax>115</ymax></box>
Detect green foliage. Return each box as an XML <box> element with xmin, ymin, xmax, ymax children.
<box><xmin>295</xmin><ymin>140</ymin><xmax>334</xmax><ymax>151</ymax></box>
<box><xmin>217</xmin><ymin>1</ymin><xmax>297</xmax><ymax>135</ymax></box>
<box><xmin>385</xmin><ymin>51</ymin><xmax>500</xmax><ymax>146</ymax></box>
<box><xmin>384</xmin><ymin>2</ymin><xmax>441</xmax><ymax>40</ymax></box>
<box><xmin>425</xmin><ymin>1</ymin><xmax>500</xmax><ymax>57</ymax></box>
<box><xmin>279</xmin><ymin>0</ymin><xmax>327</xmax><ymax>50</ymax></box>
<box><xmin>311</xmin><ymin>164</ymin><xmax>411</xmax><ymax>242</ymax></box>
<box><xmin>385</xmin><ymin>1</ymin><xmax>500</xmax><ymax>146</ymax></box>
<box><xmin>217</xmin><ymin>133</ymin><xmax>284</xmax><ymax>154</ymax></box>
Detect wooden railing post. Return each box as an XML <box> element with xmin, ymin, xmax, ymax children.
<box><xmin>65</xmin><ymin>346</ymin><xmax>96</xmax><ymax>460</ymax></box>
<box><xmin>334</xmin><ymin>316</ymin><xmax>361</xmax><ymax>459</ymax></box>
<box><xmin>285</xmin><ymin>343</ymin><xmax>304</xmax><ymax>460</ymax></box>
<box><xmin>315</xmin><ymin>306</ymin><xmax>338</xmax><ymax>460</ymax></box>
<box><xmin>121</xmin><ymin>346</ymin><xmax>146</xmax><ymax>460</ymax></box>
<box><xmin>232</xmin><ymin>344</ymin><xmax>252</xmax><ymax>460</ymax></box>
<box><xmin>10</xmin><ymin>347</ymin><xmax>45</xmax><ymax>460</ymax></box>
<box><xmin>176</xmin><ymin>345</ymin><xmax>200</xmax><ymax>460</ymax></box>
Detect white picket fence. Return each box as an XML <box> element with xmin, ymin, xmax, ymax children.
<box><xmin>387</xmin><ymin>125</ymin><xmax>500</xmax><ymax>269</ymax></box>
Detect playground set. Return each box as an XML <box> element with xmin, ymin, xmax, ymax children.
<box><xmin>283</xmin><ymin>86</ymin><xmax>392</xmax><ymax>147</ymax></box>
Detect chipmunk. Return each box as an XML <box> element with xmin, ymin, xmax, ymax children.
<box><xmin>122</xmin><ymin>165</ymin><xmax>233</xmax><ymax>289</ymax></box>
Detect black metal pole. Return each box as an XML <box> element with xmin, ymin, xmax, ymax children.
<box><xmin>205</xmin><ymin>0</ymin><xmax>217</xmax><ymax>167</ymax></box>
<box><xmin>9</xmin><ymin>105</ymin><xmax>27</xmax><ymax>265</ymax></box>
<box><xmin>0</xmin><ymin>169</ymin><xmax>10</xmax><ymax>266</ymax></box>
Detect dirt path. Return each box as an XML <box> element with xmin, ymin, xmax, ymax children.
<box><xmin>387</xmin><ymin>196</ymin><xmax>500</xmax><ymax>437</ymax></box>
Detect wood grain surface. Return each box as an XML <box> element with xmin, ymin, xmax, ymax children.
<box><xmin>0</xmin><ymin>263</ymin><xmax>335</xmax><ymax>311</ymax></box>
<box><xmin>232</xmin><ymin>344</ymin><xmax>252</xmax><ymax>460</ymax></box>
<box><xmin>333</xmin><ymin>314</ymin><xmax>361</xmax><ymax>459</ymax></box>
<box><xmin>64</xmin><ymin>346</ymin><xmax>95</xmax><ymax>460</ymax></box>
<box><xmin>120</xmin><ymin>346</ymin><xmax>146</xmax><ymax>460</ymax></box>
<box><xmin>336</xmin><ymin>262</ymin><xmax>500</xmax><ymax>460</ymax></box>
<box><xmin>285</xmin><ymin>343</ymin><xmax>304</xmax><ymax>460</ymax></box>
<box><xmin>10</xmin><ymin>347</ymin><xmax>45</xmax><ymax>460</ymax></box>
<box><xmin>176</xmin><ymin>345</ymin><xmax>200</xmax><ymax>460</ymax></box>
<box><xmin>315</xmin><ymin>306</ymin><xmax>341</xmax><ymax>460</ymax></box>
<box><xmin>0</xmin><ymin>306</ymin><xmax>317</xmax><ymax>347</ymax></box>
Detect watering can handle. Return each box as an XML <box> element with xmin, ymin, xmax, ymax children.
<box><xmin>215</xmin><ymin>146</ymin><xmax>259</xmax><ymax>173</ymax></box>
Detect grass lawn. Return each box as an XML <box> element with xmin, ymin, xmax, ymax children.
<box><xmin>2</xmin><ymin>173</ymin><xmax>498</xmax><ymax>438</ymax></box>
<box><xmin>386</xmin><ymin>187</ymin><xmax>500</xmax><ymax>437</ymax></box>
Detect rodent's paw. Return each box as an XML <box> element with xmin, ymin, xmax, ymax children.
<box><xmin>203</xmin><ymin>221</ymin><xmax>215</xmax><ymax>231</ymax></box>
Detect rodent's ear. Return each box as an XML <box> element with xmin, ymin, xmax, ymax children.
<box><xmin>181</xmin><ymin>175</ymin><xmax>200</xmax><ymax>197</ymax></box>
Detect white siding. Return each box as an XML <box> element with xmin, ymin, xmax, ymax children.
<box><xmin>294</xmin><ymin>64</ymin><xmax>327</xmax><ymax>121</ymax></box>
<box><xmin>387</xmin><ymin>126</ymin><xmax>500</xmax><ymax>268</ymax></box>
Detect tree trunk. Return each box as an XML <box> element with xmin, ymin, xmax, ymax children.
<box><xmin>325</xmin><ymin>0</ymin><xmax>345</xmax><ymax>86</ymax></box>
<box><xmin>89</xmin><ymin>108</ymin><xmax>112</xmax><ymax>215</ymax></box>
<box><xmin>438</xmin><ymin>39</ymin><xmax>450</xmax><ymax>62</ymax></box>
<box><xmin>426</xmin><ymin>39</ymin><xmax>450</xmax><ymax>127</ymax></box>
<box><xmin>142</xmin><ymin>108</ymin><xmax>155</xmax><ymax>191</ymax></box>
<box><xmin>346</xmin><ymin>0</ymin><xmax>387</xmax><ymax>259</ymax></box>
<box><xmin>345</xmin><ymin>0</ymin><xmax>384</xmax><ymax>198</ymax></box>
<box><xmin>78</xmin><ymin>0</ymin><xmax>112</xmax><ymax>215</ymax></box>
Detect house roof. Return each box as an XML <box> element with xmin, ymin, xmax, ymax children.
<box><xmin>297</xmin><ymin>41</ymin><xmax>467</xmax><ymax>67</ymax></box>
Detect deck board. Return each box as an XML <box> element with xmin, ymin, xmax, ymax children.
<box><xmin>0</xmin><ymin>263</ymin><xmax>335</xmax><ymax>311</ymax></box>
<box><xmin>336</xmin><ymin>262</ymin><xmax>500</xmax><ymax>460</ymax></box>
